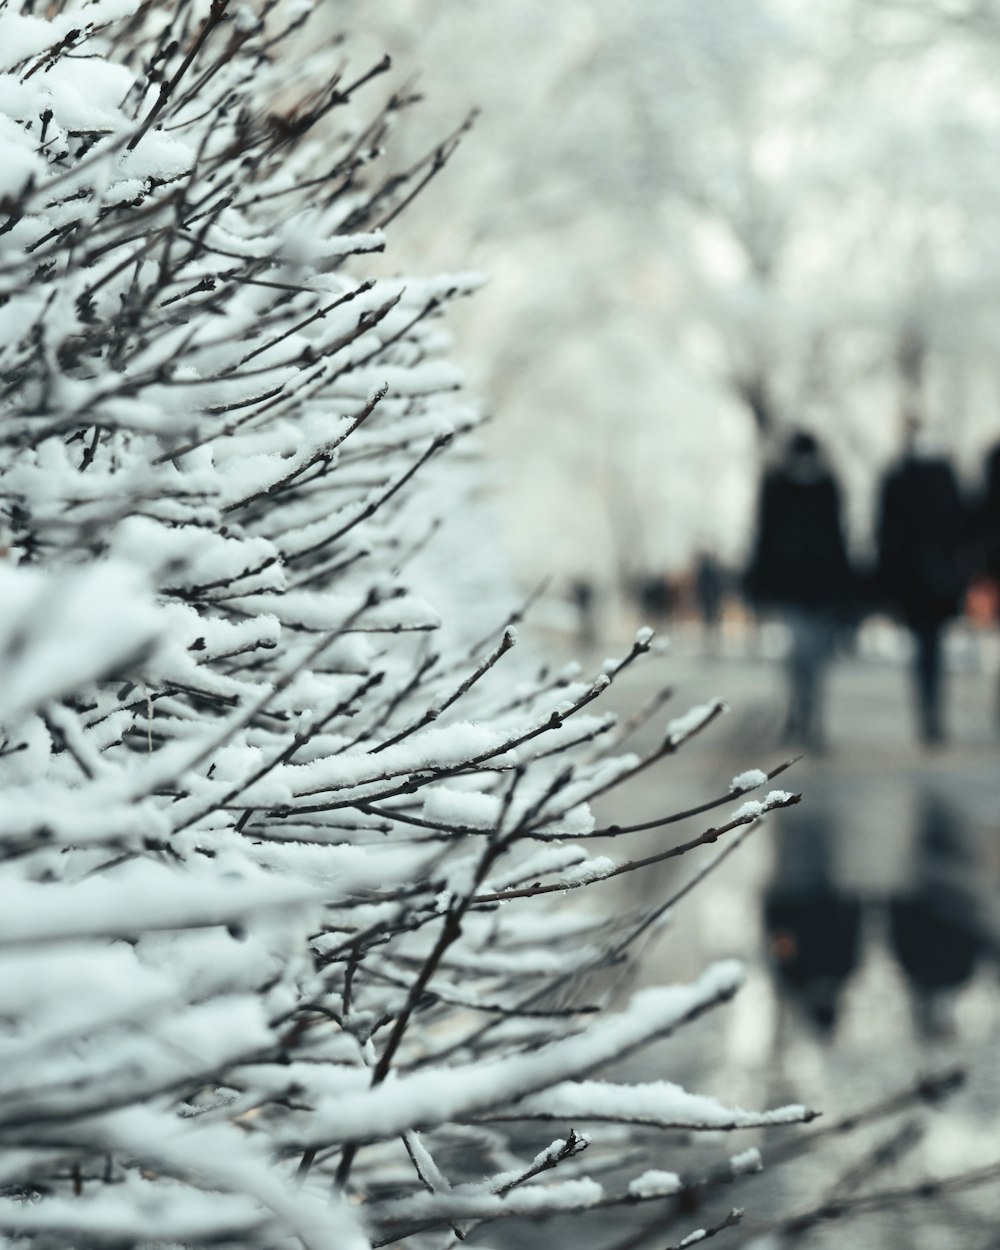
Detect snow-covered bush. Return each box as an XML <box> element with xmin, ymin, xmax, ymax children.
<box><xmin>0</xmin><ymin>4</ymin><xmax>809</xmax><ymax>1247</ymax></box>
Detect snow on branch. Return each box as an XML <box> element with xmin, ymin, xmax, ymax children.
<box><xmin>0</xmin><ymin>4</ymin><xmax>817</xmax><ymax>1249</ymax></box>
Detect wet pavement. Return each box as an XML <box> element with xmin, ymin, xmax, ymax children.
<box><xmin>482</xmin><ymin>617</ymin><xmax>1000</xmax><ymax>1250</ymax></box>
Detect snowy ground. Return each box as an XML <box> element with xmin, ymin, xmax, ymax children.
<box><xmin>479</xmin><ymin>615</ymin><xmax>1000</xmax><ymax>1249</ymax></box>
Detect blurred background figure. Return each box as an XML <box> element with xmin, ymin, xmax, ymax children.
<box><xmin>632</xmin><ymin>573</ymin><xmax>675</xmax><ymax>622</ymax></box>
<box><xmin>317</xmin><ymin>10</ymin><xmax>1000</xmax><ymax>1241</ymax></box>
<box><xmin>972</xmin><ymin>439</ymin><xmax>1000</xmax><ymax>726</ymax></box>
<box><xmin>888</xmin><ymin>787</ymin><xmax>986</xmax><ymax>1039</ymax></box>
<box><xmin>979</xmin><ymin>442</ymin><xmax>1000</xmax><ymax>591</ymax></box>
<box><xmin>694</xmin><ymin>549</ymin><xmax>725</xmax><ymax>653</ymax></box>
<box><xmin>746</xmin><ymin>430</ymin><xmax>853</xmax><ymax>752</ymax></box>
<box><xmin>569</xmin><ymin>576</ymin><xmax>597</xmax><ymax>647</ymax></box>
<box><xmin>875</xmin><ymin>418</ymin><xmax>969</xmax><ymax>746</ymax></box>
<box><xmin>764</xmin><ymin>808</ymin><xmax>862</xmax><ymax>1035</ymax></box>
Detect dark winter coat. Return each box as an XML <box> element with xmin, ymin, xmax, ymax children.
<box><xmin>979</xmin><ymin>442</ymin><xmax>1000</xmax><ymax>582</ymax></box>
<box><xmin>746</xmin><ymin>466</ymin><xmax>853</xmax><ymax>612</ymax></box>
<box><xmin>876</xmin><ymin>454</ymin><xmax>967</xmax><ymax>626</ymax></box>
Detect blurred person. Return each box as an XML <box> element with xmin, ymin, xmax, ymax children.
<box><xmin>974</xmin><ymin>436</ymin><xmax>1000</xmax><ymax>587</ymax></box>
<box><xmin>633</xmin><ymin>573</ymin><xmax>674</xmax><ymax>620</ymax></box>
<box><xmin>978</xmin><ymin>440</ymin><xmax>1000</xmax><ymax>586</ymax></box>
<box><xmin>981</xmin><ymin>440</ymin><xmax>1000</xmax><ymax>725</ymax></box>
<box><xmin>569</xmin><ymin>576</ymin><xmax>597</xmax><ymax>647</ymax></box>
<box><xmin>694</xmin><ymin>550</ymin><xmax>724</xmax><ymax>651</ymax></box>
<box><xmin>963</xmin><ymin>441</ymin><xmax>1000</xmax><ymax>698</ymax></box>
<box><xmin>950</xmin><ymin>439</ymin><xmax>1000</xmax><ymax>728</ymax></box>
<box><xmin>875</xmin><ymin>422</ymin><xmax>968</xmax><ymax>745</ymax></box>
<box><xmin>764</xmin><ymin>809</ymin><xmax>861</xmax><ymax>1035</ymax></box>
<box><xmin>888</xmin><ymin>787</ymin><xmax>985</xmax><ymax>1039</ymax></box>
<box><xmin>746</xmin><ymin>429</ymin><xmax>853</xmax><ymax>752</ymax></box>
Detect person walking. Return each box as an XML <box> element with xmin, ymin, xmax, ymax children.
<box><xmin>972</xmin><ymin>439</ymin><xmax>1000</xmax><ymax>727</ymax></box>
<box><xmin>875</xmin><ymin>424</ymin><xmax>968</xmax><ymax>745</ymax></box>
<box><xmin>746</xmin><ymin>429</ymin><xmax>854</xmax><ymax>751</ymax></box>
<box><xmin>979</xmin><ymin>440</ymin><xmax>1000</xmax><ymax>587</ymax></box>
<box><xmin>694</xmin><ymin>550</ymin><xmax>725</xmax><ymax>653</ymax></box>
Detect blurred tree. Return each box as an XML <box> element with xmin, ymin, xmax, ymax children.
<box><xmin>332</xmin><ymin>0</ymin><xmax>1000</xmax><ymax>582</ymax></box>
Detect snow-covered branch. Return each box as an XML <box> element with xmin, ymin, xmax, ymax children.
<box><xmin>0</xmin><ymin>5</ymin><xmax>829</xmax><ymax>1249</ymax></box>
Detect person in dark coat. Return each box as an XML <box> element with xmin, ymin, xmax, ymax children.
<box><xmin>982</xmin><ymin>443</ymin><xmax>1000</xmax><ymax>577</ymax></box>
<box><xmin>875</xmin><ymin>427</ymin><xmax>968</xmax><ymax>745</ymax></box>
<box><xmin>971</xmin><ymin>440</ymin><xmax>1000</xmax><ymax>728</ymax></box>
<box><xmin>746</xmin><ymin>430</ymin><xmax>853</xmax><ymax>751</ymax></box>
<box><xmin>694</xmin><ymin>550</ymin><xmax>724</xmax><ymax>653</ymax></box>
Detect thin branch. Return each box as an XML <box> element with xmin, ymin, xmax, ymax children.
<box><xmin>127</xmin><ymin>1</ymin><xmax>232</xmax><ymax>151</ymax></box>
<box><xmin>471</xmin><ymin>793</ymin><xmax>801</xmax><ymax>905</ymax></box>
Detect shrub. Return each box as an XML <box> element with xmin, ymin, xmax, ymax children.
<box><xmin>0</xmin><ymin>4</ymin><xmax>808</xmax><ymax>1247</ymax></box>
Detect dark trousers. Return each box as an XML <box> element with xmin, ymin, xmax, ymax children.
<box><xmin>783</xmin><ymin>608</ymin><xmax>837</xmax><ymax>749</ymax></box>
<box><xmin>911</xmin><ymin>621</ymin><xmax>944</xmax><ymax>743</ymax></box>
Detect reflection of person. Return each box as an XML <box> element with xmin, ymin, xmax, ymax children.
<box><xmin>764</xmin><ymin>809</ymin><xmax>861</xmax><ymax>1034</ymax></box>
<box><xmin>889</xmin><ymin>787</ymin><xmax>984</xmax><ymax>1038</ymax></box>
<box><xmin>746</xmin><ymin>430</ymin><xmax>853</xmax><ymax>751</ymax></box>
<box><xmin>876</xmin><ymin>426</ymin><xmax>968</xmax><ymax>745</ymax></box>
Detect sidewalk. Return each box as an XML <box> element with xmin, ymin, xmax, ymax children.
<box><xmin>500</xmin><ymin>619</ymin><xmax>1000</xmax><ymax>1250</ymax></box>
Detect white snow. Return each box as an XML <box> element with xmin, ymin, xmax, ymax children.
<box><xmin>730</xmin><ymin>790</ymin><xmax>793</xmax><ymax>822</ymax></box>
<box><xmin>628</xmin><ymin>1169</ymin><xmax>682</xmax><ymax>1198</ymax></box>
<box><xmin>302</xmin><ymin>964</ymin><xmax>747</xmax><ymax>1145</ymax></box>
<box><xmin>730</xmin><ymin>768</ymin><xmax>768</xmax><ymax>792</ymax></box>
<box><xmin>0</xmin><ymin>6</ymin><xmax>805</xmax><ymax>1246</ymax></box>
<box><xmin>422</xmin><ymin>785</ymin><xmax>502</xmax><ymax>829</ymax></box>
<box><xmin>0</xmin><ymin>562</ymin><xmax>163</xmax><ymax>725</ymax></box>
<box><xmin>0</xmin><ymin>866</ymin><xmax>326</xmax><ymax>944</ymax></box>
<box><xmin>510</xmin><ymin>1079</ymin><xmax>808</xmax><ymax>1130</ymax></box>
<box><xmin>666</xmin><ymin>699</ymin><xmax>726</xmax><ymax>746</ymax></box>
<box><xmin>730</xmin><ymin>1147</ymin><xmax>763</xmax><ymax>1176</ymax></box>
